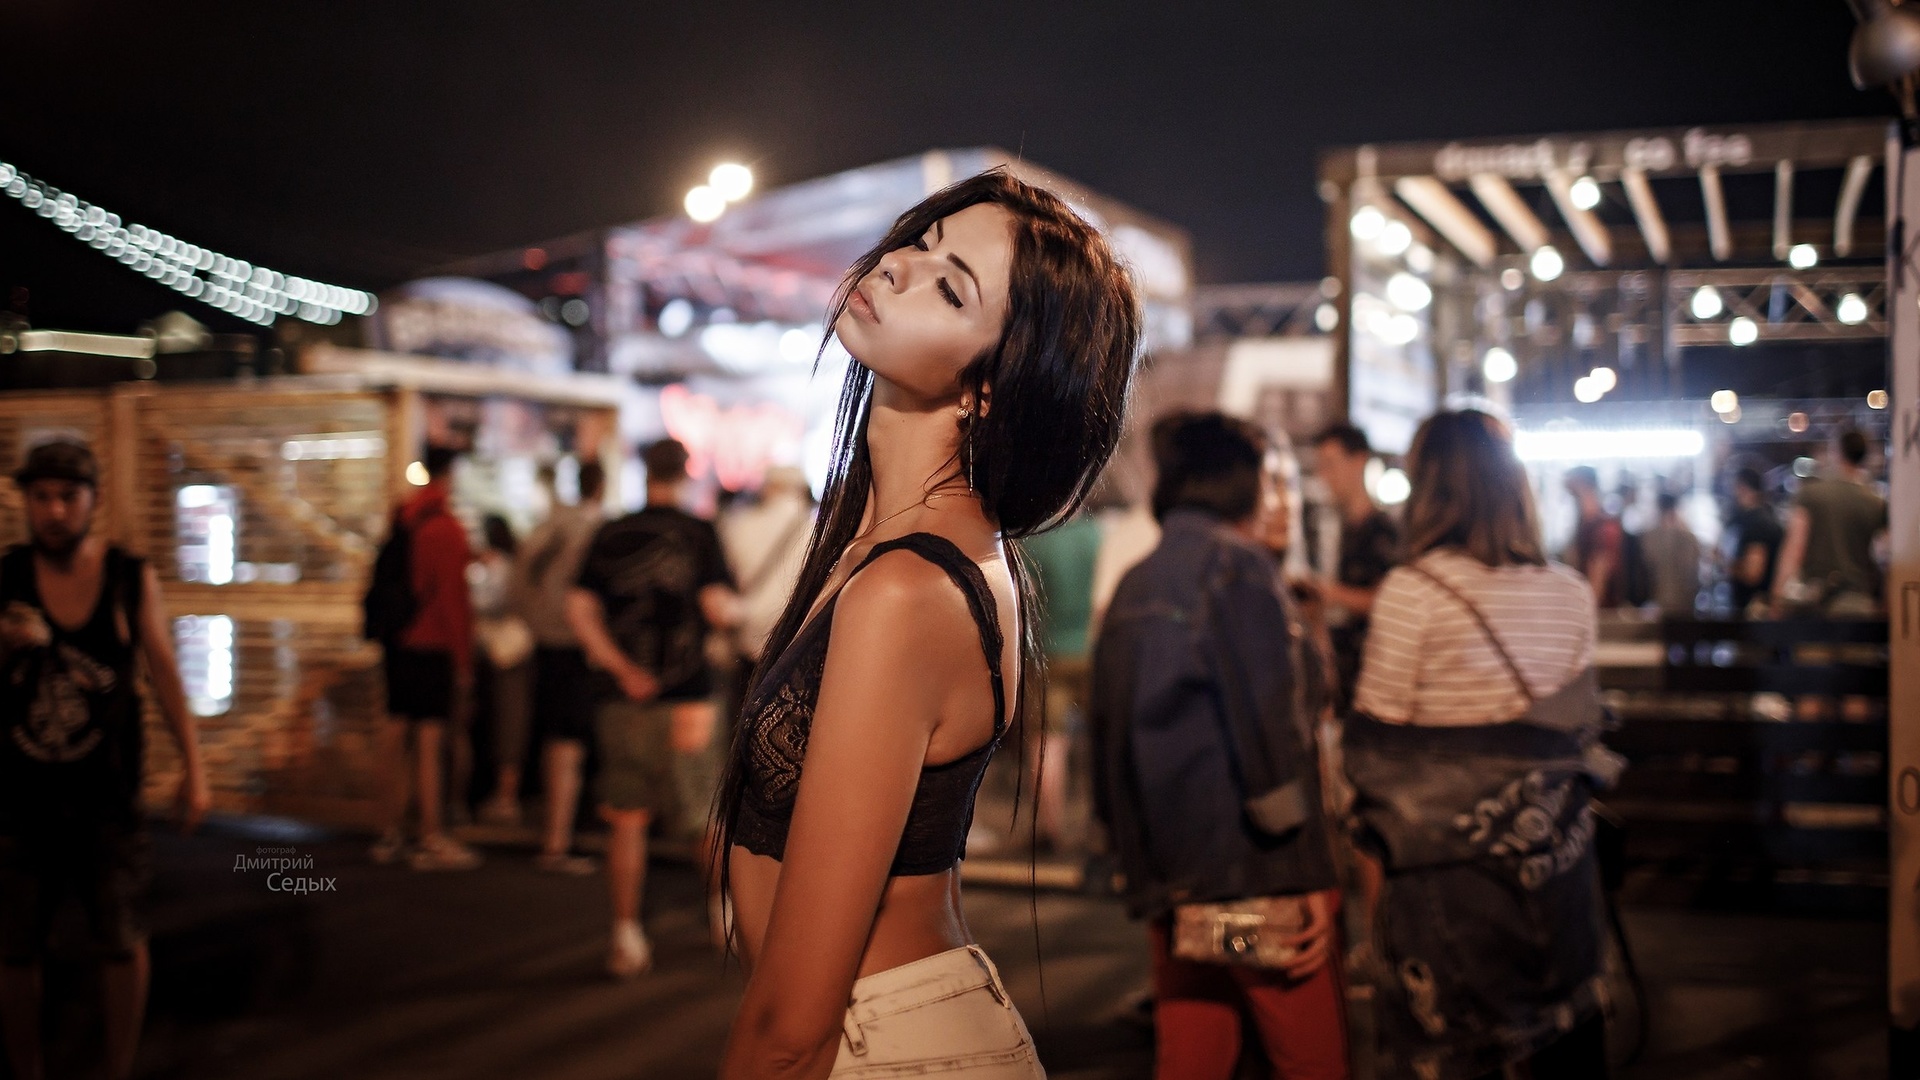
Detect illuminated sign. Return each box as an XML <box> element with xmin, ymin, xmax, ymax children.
<box><xmin>658</xmin><ymin>383</ymin><xmax>805</xmax><ymax>491</ymax></box>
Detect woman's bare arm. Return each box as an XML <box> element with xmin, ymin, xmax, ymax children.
<box><xmin>718</xmin><ymin>551</ymin><xmax>978</xmax><ymax>1080</ymax></box>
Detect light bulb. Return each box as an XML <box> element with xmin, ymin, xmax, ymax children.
<box><xmin>709</xmin><ymin>163</ymin><xmax>753</xmax><ymax>202</ymax></box>
<box><xmin>1530</xmin><ymin>245</ymin><xmax>1564</xmax><ymax>282</ymax></box>
<box><xmin>685</xmin><ymin>185</ymin><xmax>726</xmax><ymax>223</ymax></box>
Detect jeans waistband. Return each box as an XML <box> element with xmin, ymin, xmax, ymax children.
<box><xmin>845</xmin><ymin>945</ymin><xmax>1007</xmax><ymax>1025</ymax></box>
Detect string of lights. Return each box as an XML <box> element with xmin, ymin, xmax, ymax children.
<box><xmin>0</xmin><ymin>159</ymin><xmax>377</xmax><ymax>327</ymax></box>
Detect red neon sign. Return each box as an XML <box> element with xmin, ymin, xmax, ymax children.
<box><xmin>658</xmin><ymin>383</ymin><xmax>805</xmax><ymax>491</ymax></box>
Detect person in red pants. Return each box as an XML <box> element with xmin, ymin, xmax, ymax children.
<box><xmin>1092</xmin><ymin>413</ymin><xmax>1348</xmax><ymax>1080</ymax></box>
<box><xmin>1148</xmin><ymin>912</ymin><xmax>1348</xmax><ymax>1079</ymax></box>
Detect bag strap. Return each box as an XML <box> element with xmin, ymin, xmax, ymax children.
<box><xmin>738</xmin><ymin>505</ymin><xmax>812</xmax><ymax>597</ymax></box>
<box><xmin>1402</xmin><ymin>561</ymin><xmax>1532</xmax><ymax>704</ymax></box>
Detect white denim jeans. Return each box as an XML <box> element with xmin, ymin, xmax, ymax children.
<box><xmin>829</xmin><ymin>945</ymin><xmax>1046</xmax><ymax>1077</ymax></box>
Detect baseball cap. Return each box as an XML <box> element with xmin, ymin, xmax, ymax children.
<box><xmin>13</xmin><ymin>439</ymin><xmax>99</xmax><ymax>488</ymax></box>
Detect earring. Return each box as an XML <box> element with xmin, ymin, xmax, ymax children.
<box><xmin>957</xmin><ymin>402</ymin><xmax>976</xmax><ymax>492</ymax></box>
<box><xmin>967</xmin><ymin>419</ymin><xmax>977</xmax><ymax>493</ymax></box>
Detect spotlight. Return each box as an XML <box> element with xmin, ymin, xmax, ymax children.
<box><xmin>1869</xmin><ymin>389</ymin><xmax>1890</xmax><ymax>409</ymax></box>
<box><xmin>1573</xmin><ymin>376</ymin><xmax>1602</xmax><ymax>403</ymax></box>
<box><xmin>1589</xmin><ymin>366</ymin><xmax>1618</xmax><ymax>393</ymax></box>
<box><xmin>1729</xmin><ymin>316</ymin><xmax>1759</xmax><ymax>346</ymax></box>
<box><xmin>1690</xmin><ymin>286</ymin><xmax>1724</xmax><ymax>320</ymax></box>
<box><xmin>685</xmin><ymin>185</ymin><xmax>726</xmax><ymax>223</ymax></box>
<box><xmin>1375</xmin><ymin>468</ymin><xmax>1411</xmax><ymax>505</ymax></box>
<box><xmin>1788</xmin><ymin>243</ymin><xmax>1818</xmax><ymax>270</ymax></box>
<box><xmin>1569</xmin><ymin>176</ymin><xmax>1602</xmax><ymax>210</ymax></box>
<box><xmin>1378</xmin><ymin>220</ymin><xmax>1413</xmax><ymax>256</ymax></box>
<box><xmin>709</xmin><ymin>163</ymin><xmax>754</xmax><ymax>202</ymax></box>
<box><xmin>1711</xmin><ymin>390</ymin><xmax>1739</xmax><ymax>414</ymax></box>
<box><xmin>1530</xmin><ymin>245</ymin><xmax>1564</xmax><ymax>282</ymax></box>
<box><xmin>1837</xmin><ymin>293</ymin><xmax>1869</xmax><ymax>324</ymax></box>
<box><xmin>657</xmin><ymin>298</ymin><xmax>695</xmax><ymax>337</ymax></box>
<box><xmin>1482</xmin><ymin>347</ymin><xmax>1517</xmax><ymax>384</ymax></box>
<box><xmin>1349</xmin><ymin>206</ymin><xmax>1385</xmax><ymax>241</ymax></box>
<box><xmin>1385</xmin><ymin>272</ymin><xmax>1433</xmax><ymax>312</ymax></box>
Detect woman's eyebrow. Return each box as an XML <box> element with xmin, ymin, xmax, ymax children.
<box><xmin>946</xmin><ymin>253</ymin><xmax>981</xmax><ymax>301</ymax></box>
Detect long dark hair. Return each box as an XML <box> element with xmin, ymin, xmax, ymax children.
<box><xmin>710</xmin><ymin>168</ymin><xmax>1142</xmax><ymax>900</ymax></box>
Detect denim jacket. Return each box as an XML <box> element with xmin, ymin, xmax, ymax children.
<box><xmin>1090</xmin><ymin>510</ymin><xmax>1337</xmax><ymax>921</ymax></box>
<box><xmin>1344</xmin><ymin>682</ymin><xmax>1623</xmax><ymax>1080</ymax></box>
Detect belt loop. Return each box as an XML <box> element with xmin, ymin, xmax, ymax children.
<box><xmin>842</xmin><ymin>1011</ymin><xmax>868</xmax><ymax>1057</ymax></box>
<box><xmin>968</xmin><ymin>946</ymin><xmax>1009</xmax><ymax>1007</ymax></box>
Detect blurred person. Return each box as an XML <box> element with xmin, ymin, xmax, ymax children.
<box><xmin>1022</xmin><ymin>507</ymin><xmax>1102</xmax><ymax>853</ymax></box>
<box><xmin>1725</xmin><ymin>467</ymin><xmax>1782</xmax><ymax>615</ymax></box>
<box><xmin>713</xmin><ymin>172</ymin><xmax>1138</xmax><ymax>1079</ymax></box>
<box><xmin>1090</xmin><ymin>496</ymin><xmax>1161</xmax><ymax>632</ymax></box>
<box><xmin>1641</xmin><ymin>492</ymin><xmax>1701</xmax><ymax>617</ymax></box>
<box><xmin>1773</xmin><ymin>428</ymin><xmax>1888</xmax><ymax>615</ymax></box>
<box><xmin>1564</xmin><ymin>465</ymin><xmax>1624</xmax><ymax>609</ymax></box>
<box><xmin>513</xmin><ymin>461</ymin><xmax>606</xmax><ymax>874</ymax></box>
<box><xmin>0</xmin><ymin>440</ymin><xmax>211</xmax><ymax>1080</ymax></box>
<box><xmin>473</xmin><ymin>515</ymin><xmax>535</xmax><ymax>827</ymax></box>
<box><xmin>1303</xmin><ymin>423</ymin><xmax>1399</xmax><ymax>714</ymax></box>
<box><xmin>718</xmin><ymin>464</ymin><xmax>815</xmax><ymax>723</ymax></box>
<box><xmin>369</xmin><ymin>446</ymin><xmax>482</xmax><ymax>872</ymax></box>
<box><xmin>569</xmin><ymin>439</ymin><xmax>738</xmax><ymax>977</ymax></box>
<box><xmin>1093</xmin><ymin>412</ymin><xmax>1345</xmax><ymax>1080</ymax></box>
<box><xmin>1347</xmin><ymin>410</ymin><xmax>1614</xmax><ymax>1080</ymax></box>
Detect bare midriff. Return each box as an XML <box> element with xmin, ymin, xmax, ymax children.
<box><xmin>727</xmin><ymin>848</ymin><xmax>972</xmax><ymax>979</ymax></box>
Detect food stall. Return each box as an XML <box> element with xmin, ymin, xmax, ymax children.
<box><xmin>0</xmin><ymin>360</ymin><xmax>622</xmax><ymax>827</ymax></box>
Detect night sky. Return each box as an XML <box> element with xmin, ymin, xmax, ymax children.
<box><xmin>0</xmin><ymin>0</ymin><xmax>1888</xmax><ymax>335</ymax></box>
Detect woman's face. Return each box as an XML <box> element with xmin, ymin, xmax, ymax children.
<box><xmin>835</xmin><ymin>202</ymin><xmax>1016</xmax><ymax>404</ymax></box>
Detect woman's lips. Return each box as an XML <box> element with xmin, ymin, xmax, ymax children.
<box><xmin>849</xmin><ymin>284</ymin><xmax>879</xmax><ymax>322</ymax></box>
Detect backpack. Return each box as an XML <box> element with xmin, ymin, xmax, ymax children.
<box><xmin>363</xmin><ymin>511</ymin><xmax>428</xmax><ymax>643</ymax></box>
<box><xmin>1618</xmin><ymin>529</ymin><xmax>1654</xmax><ymax>608</ymax></box>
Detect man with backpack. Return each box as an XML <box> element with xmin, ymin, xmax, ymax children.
<box><xmin>0</xmin><ymin>439</ymin><xmax>211</xmax><ymax>1080</ymax></box>
<box><xmin>365</xmin><ymin>446</ymin><xmax>482</xmax><ymax>871</ymax></box>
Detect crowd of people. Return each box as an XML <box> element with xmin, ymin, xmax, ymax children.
<box><xmin>0</xmin><ymin>167</ymin><xmax>1896</xmax><ymax>1080</ymax></box>
<box><xmin>362</xmin><ymin>437</ymin><xmax>827</xmax><ymax>979</ymax></box>
<box><xmin>1562</xmin><ymin>427</ymin><xmax>1889</xmax><ymax>621</ymax></box>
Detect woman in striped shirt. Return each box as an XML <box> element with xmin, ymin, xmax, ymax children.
<box><xmin>1346</xmin><ymin>410</ymin><xmax>1612</xmax><ymax>1080</ymax></box>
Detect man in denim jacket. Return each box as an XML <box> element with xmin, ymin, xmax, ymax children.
<box><xmin>1091</xmin><ymin>412</ymin><xmax>1346</xmax><ymax>1078</ymax></box>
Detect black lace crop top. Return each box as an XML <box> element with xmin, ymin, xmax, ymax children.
<box><xmin>732</xmin><ymin>533</ymin><xmax>1012</xmax><ymax>876</ymax></box>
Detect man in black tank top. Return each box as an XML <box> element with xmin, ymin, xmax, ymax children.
<box><xmin>0</xmin><ymin>440</ymin><xmax>211</xmax><ymax>1080</ymax></box>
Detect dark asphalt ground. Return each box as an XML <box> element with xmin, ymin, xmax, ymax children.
<box><xmin>4</xmin><ymin>819</ymin><xmax>1887</xmax><ymax>1080</ymax></box>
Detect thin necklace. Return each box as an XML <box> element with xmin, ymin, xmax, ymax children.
<box><xmin>854</xmin><ymin>488</ymin><xmax>969</xmax><ymax>543</ymax></box>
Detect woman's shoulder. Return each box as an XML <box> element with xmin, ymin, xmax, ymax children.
<box><xmin>836</xmin><ymin>533</ymin><xmax>996</xmax><ymax>622</ymax></box>
<box><xmin>1396</xmin><ymin>550</ymin><xmax>1589</xmax><ymax>599</ymax></box>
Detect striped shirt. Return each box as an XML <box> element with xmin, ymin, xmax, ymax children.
<box><xmin>1353</xmin><ymin>548</ymin><xmax>1595</xmax><ymax>726</ymax></box>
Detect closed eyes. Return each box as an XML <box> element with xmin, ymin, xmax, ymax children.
<box><xmin>910</xmin><ymin>235</ymin><xmax>966</xmax><ymax>309</ymax></box>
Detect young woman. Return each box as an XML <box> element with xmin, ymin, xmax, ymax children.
<box><xmin>712</xmin><ymin>171</ymin><xmax>1140</xmax><ymax>1079</ymax></box>
<box><xmin>1344</xmin><ymin>410</ymin><xmax>1616</xmax><ymax>1080</ymax></box>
